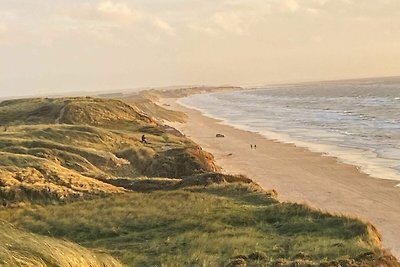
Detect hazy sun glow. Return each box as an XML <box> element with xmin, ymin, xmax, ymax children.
<box><xmin>1</xmin><ymin>0</ymin><xmax>400</xmax><ymax>97</ymax></box>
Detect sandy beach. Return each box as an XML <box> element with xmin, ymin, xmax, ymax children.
<box><xmin>160</xmin><ymin>97</ymin><xmax>400</xmax><ymax>258</ymax></box>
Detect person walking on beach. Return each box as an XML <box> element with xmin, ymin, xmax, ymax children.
<box><xmin>250</xmin><ymin>144</ymin><xmax>253</xmax><ymax>149</ymax></box>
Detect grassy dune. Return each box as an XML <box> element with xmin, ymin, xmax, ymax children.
<box><xmin>1</xmin><ymin>183</ymin><xmax>395</xmax><ymax>267</ymax></box>
<box><xmin>0</xmin><ymin>96</ymin><xmax>399</xmax><ymax>266</ymax></box>
<box><xmin>0</xmin><ymin>97</ymin><xmax>216</xmax><ymax>204</ymax></box>
<box><xmin>0</xmin><ymin>97</ymin><xmax>153</xmax><ymax>126</ymax></box>
<box><xmin>120</xmin><ymin>95</ymin><xmax>188</xmax><ymax>123</ymax></box>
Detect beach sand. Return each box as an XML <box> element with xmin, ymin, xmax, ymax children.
<box><xmin>160</xmin><ymin>97</ymin><xmax>400</xmax><ymax>258</ymax></box>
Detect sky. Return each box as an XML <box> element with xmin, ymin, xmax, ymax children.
<box><xmin>0</xmin><ymin>0</ymin><xmax>400</xmax><ymax>97</ymax></box>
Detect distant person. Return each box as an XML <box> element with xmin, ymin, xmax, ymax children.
<box><xmin>250</xmin><ymin>144</ymin><xmax>253</xmax><ymax>149</ymax></box>
<box><xmin>141</xmin><ymin>134</ymin><xmax>148</xmax><ymax>144</ymax></box>
<box><xmin>254</xmin><ymin>144</ymin><xmax>257</xmax><ymax>149</ymax></box>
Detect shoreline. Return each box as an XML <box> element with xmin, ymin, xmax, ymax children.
<box><xmin>159</xmin><ymin>97</ymin><xmax>400</xmax><ymax>258</ymax></box>
<box><xmin>177</xmin><ymin>95</ymin><xmax>400</xmax><ymax>183</ymax></box>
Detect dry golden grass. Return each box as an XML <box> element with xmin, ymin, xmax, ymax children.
<box><xmin>0</xmin><ymin>221</ymin><xmax>124</xmax><ymax>267</ymax></box>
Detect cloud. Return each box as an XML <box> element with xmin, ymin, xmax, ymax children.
<box><xmin>191</xmin><ymin>0</ymin><xmax>327</xmax><ymax>36</ymax></box>
<box><xmin>283</xmin><ymin>0</ymin><xmax>300</xmax><ymax>13</ymax></box>
<box><xmin>0</xmin><ymin>10</ymin><xmax>17</xmax><ymax>21</ymax></box>
<box><xmin>211</xmin><ymin>11</ymin><xmax>246</xmax><ymax>35</ymax></box>
<box><xmin>60</xmin><ymin>1</ymin><xmax>176</xmax><ymax>42</ymax></box>
<box><xmin>190</xmin><ymin>2</ymin><xmax>271</xmax><ymax>36</ymax></box>
<box><xmin>97</xmin><ymin>1</ymin><xmax>135</xmax><ymax>18</ymax></box>
<box><xmin>305</xmin><ymin>7</ymin><xmax>321</xmax><ymax>16</ymax></box>
<box><xmin>0</xmin><ymin>11</ymin><xmax>19</xmax><ymax>45</ymax></box>
<box><xmin>149</xmin><ymin>16</ymin><xmax>176</xmax><ymax>36</ymax></box>
<box><xmin>0</xmin><ymin>23</ymin><xmax>6</xmax><ymax>33</ymax></box>
<box><xmin>192</xmin><ymin>0</ymin><xmax>362</xmax><ymax>37</ymax></box>
<box><xmin>74</xmin><ymin>1</ymin><xmax>139</xmax><ymax>25</ymax></box>
<box><xmin>190</xmin><ymin>9</ymin><xmax>253</xmax><ymax>36</ymax></box>
<box><xmin>0</xmin><ymin>23</ymin><xmax>7</xmax><ymax>44</ymax></box>
<box><xmin>312</xmin><ymin>0</ymin><xmax>330</xmax><ymax>6</ymax></box>
<box><xmin>0</xmin><ymin>10</ymin><xmax>17</xmax><ymax>30</ymax></box>
<box><xmin>280</xmin><ymin>0</ymin><xmax>325</xmax><ymax>14</ymax></box>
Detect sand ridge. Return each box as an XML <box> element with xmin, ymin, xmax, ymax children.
<box><xmin>160</xmin><ymin>97</ymin><xmax>400</xmax><ymax>259</ymax></box>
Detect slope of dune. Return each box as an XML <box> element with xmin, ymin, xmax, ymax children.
<box><xmin>0</xmin><ymin>97</ymin><xmax>217</xmax><ymax>204</ymax></box>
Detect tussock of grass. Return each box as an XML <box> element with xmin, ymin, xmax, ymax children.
<box><xmin>0</xmin><ymin>154</ymin><xmax>124</xmax><ymax>205</ymax></box>
<box><xmin>0</xmin><ymin>221</ymin><xmax>123</xmax><ymax>267</ymax></box>
<box><xmin>136</xmin><ymin>147</ymin><xmax>219</xmax><ymax>178</ymax></box>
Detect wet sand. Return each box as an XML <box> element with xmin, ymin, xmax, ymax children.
<box><xmin>160</xmin><ymin>97</ymin><xmax>400</xmax><ymax>258</ymax></box>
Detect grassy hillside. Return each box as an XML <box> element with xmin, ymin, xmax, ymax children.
<box><xmin>0</xmin><ymin>96</ymin><xmax>399</xmax><ymax>266</ymax></box>
<box><xmin>0</xmin><ymin>97</ymin><xmax>217</xmax><ymax>204</ymax></box>
<box><xmin>1</xmin><ymin>183</ymin><xmax>397</xmax><ymax>267</ymax></box>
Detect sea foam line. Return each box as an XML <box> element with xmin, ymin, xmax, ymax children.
<box><xmin>178</xmin><ymin>97</ymin><xmax>400</xmax><ymax>186</ymax></box>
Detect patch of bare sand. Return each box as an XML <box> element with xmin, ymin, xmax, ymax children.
<box><xmin>159</xmin><ymin>97</ymin><xmax>400</xmax><ymax>258</ymax></box>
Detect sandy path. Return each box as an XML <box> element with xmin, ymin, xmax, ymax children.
<box><xmin>160</xmin><ymin>97</ymin><xmax>400</xmax><ymax>258</ymax></box>
<box><xmin>55</xmin><ymin>105</ymin><xmax>66</xmax><ymax>124</ymax></box>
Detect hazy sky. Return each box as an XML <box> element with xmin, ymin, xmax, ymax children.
<box><xmin>1</xmin><ymin>0</ymin><xmax>400</xmax><ymax>97</ymax></box>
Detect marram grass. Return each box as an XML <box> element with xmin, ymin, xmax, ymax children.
<box><xmin>0</xmin><ymin>221</ymin><xmax>123</xmax><ymax>267</ymax></box>
<box><xmin>0</xmin><ymin>184</ymin><xmax>387</xmax><ymax>267</ymax></box>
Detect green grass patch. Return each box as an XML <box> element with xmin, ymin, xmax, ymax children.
<box><xmin>0</xmin><ymin>185</ymin><xmax>379</xmax><ymax>266</ymax></box>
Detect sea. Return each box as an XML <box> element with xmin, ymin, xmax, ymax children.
<box><xmin>178</xmin><ymin>77</ymin><xmax>400</xmax><ymax>183</ymax></box>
